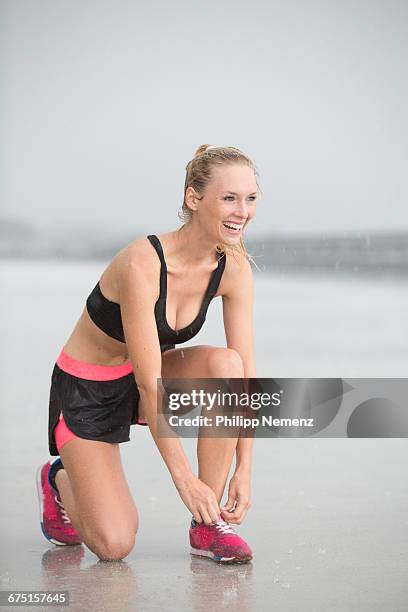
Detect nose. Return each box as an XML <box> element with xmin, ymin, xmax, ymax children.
<box><xmin>235</xmin><ymin>199</ymin><xmax>251</xmax><ymax>219</ymax></box>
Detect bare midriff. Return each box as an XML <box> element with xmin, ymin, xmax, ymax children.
<box><xmin>62</xmin><ymin>307</ymin><xmax>131</xmax><ymax>366</ymax></box>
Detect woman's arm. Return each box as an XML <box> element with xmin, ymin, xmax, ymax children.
<box><xmin>119</xmin><ymin>249</ymin><xmax>193</xmax><ymax>481</ymax></box>
<box><xmin>119</xmin><ymin>245</ymin><xmax>221</xmax><ymax>523</ymax></box>
<box><xmin>222</xmin><ymin>254</ymin><xmax>257</xmax><ymax>379</ymax></box>
<box><xmin>220</xmin><ymin>254</ymin><xmax>256</xmax><ymax>523</ymax></box>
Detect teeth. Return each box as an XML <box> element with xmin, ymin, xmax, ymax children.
<box><xmin>223</xmin><ymin>222</ymin><xmax>242</xmax><ymax>231</ymax></box>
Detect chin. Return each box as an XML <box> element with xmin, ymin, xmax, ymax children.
<box><xmin>222</xmin><ymin>232</ymin><xmax>243</xmax><ymax>244</ymax></box>
<box><xmin>219</xmin><ymin>226</ymin><xmax>244</xmax><ymax>243</ymax></box>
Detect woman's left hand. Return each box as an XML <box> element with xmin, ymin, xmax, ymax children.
<box><xmin>220</xmin><ymin>470</ymin><xmax>252</xmax><ymax>524</ymax></box>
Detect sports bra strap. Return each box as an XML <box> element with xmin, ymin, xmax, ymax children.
<box><xmin>147</xmin><ymin>234</ymin><xmax>226</xmax><ymax>332</ymax></box>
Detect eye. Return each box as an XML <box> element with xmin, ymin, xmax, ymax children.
<box><xmin>223</xmin><ymin>196</ymin><xmax>257</xmax><ymax>202</ymax></box>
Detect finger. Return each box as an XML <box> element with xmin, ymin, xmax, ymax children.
<box><xmin>200</xmin><ymin>507</ymin><xmax>213</xmax><ymax>526</ymax></box>
<box><xmin>220</xmin><ymin>509</ymin><xmax>236</xmax><ymax>521</ymax></box>
<box><xmin>221</xmin><ymin>501</ymin><xmax>237</xmax><ymax>518</ymax></box>
<box><xmin>221</xmin><ymin>497</ymin><xmax>236</xmax><ymax>513</ymax></box>
<box><xmin>210</xmin><ymin>502</ymin><xmax>221</xmax><ymax>523</ymax></box>
<box><xmin>193</xmin><ymin>511</ymin><xmax>204</xmax><ymax>524</ymax></box>
<box><xmin>225</xmin><ymin>500</ymin><xmax>247</xmax><ymax>524</ymax></box>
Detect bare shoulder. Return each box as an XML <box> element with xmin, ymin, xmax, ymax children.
<box><xmin>219</xmin><ymin>249</ymin><xmax>253</xmax><ymax>300</ymax></box>
<box><xmin>117</xmin><ymin>235</ymin><xmax>157</xmax><ymax>266</ymax></box>
<box><xmin>116</xmin><ymin>236</ymin><xmax>160</xmax><ymax>296</ymax></box>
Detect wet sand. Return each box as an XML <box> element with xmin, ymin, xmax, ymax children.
<box><xmin>0</xmin><ymin>260</ymin><xmax>407</xmax><ymax>611</ymax></box>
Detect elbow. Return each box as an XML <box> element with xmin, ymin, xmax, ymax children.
<box><xmin>136</xmin><ymin>379</ymin><xmax>161</xmax><ymax>396</ymax></box>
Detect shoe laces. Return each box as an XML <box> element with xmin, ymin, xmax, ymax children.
<box><xmin>54</xmin><ymin>495</ymin><xmax>72</xmax><ymax>524</ymax></box>
<box><xmin>214</xmin><ymin>518</ymin><xmax>237</xmax><ymax>535</ymax></box>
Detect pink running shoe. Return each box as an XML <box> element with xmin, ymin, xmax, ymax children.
<box><xmin>36</xmin><ymin>460</ymin><xmax>82</xmax><ymax>546</ymax></box>
<box><xmin>189</xmin><ymin>513</ymin><xmax>253</xmax><ymax>564</ymax></box>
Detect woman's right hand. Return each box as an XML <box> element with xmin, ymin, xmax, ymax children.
<box><xmin>174</xmin><ymin>472</ymin><xmax>221</xmax><ymax>525</ymax></box>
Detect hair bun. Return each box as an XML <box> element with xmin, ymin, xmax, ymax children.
<box><xmin>194</xmin><ymin>144</ymin><xmax>216</xmax><ymax>157</ymax></box>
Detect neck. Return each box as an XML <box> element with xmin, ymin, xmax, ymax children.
<box><xmin>169</xmin><ymin>224</ymin><xmax>220</xmax><ymax>267</ymax></box>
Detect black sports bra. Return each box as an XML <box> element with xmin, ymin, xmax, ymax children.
<box><xmin>86</xmin><ymin>234</ymin><xmax>226</xmax><ymax>351</ymax></box>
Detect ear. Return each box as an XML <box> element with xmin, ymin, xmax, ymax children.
<box><xmin>185</xmin><ymin>186</ymin><xmax>199</xmax><ymax>212</ymax></box>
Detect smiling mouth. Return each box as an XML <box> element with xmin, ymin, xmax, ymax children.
<box><xmin>222</xmin><ymin>222</ymin><xmax>245</xmax><ymax>232</ymax></box>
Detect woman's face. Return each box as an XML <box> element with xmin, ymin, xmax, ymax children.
<box><xmin>196</xmin><ymin>164</ymin><xmax>258</xmax><ymax>244</ymax></box>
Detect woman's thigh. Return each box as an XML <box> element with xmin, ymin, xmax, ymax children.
<box><xmin>58</xmin><ymin>435</ymin><xmax>139</xmax><ymax>542</ymax></box>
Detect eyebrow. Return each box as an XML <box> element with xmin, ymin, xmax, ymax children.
<box><xmin>222</xmin><ymin>191</ymin><xmax>258</xmax><ymax>196</ymax></box>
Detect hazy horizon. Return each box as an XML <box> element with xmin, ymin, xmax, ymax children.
<box><xmin>1</xmin><ymin>1</ymin><xmax>407</xmax><ymax>237</ymax></box>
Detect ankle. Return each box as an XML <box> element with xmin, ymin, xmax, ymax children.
<box><xmin>48</xmin><ymin>458</ymin><xmax>65</xmax><ymax>494</ymax></box>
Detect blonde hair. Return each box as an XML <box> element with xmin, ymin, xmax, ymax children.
<box><xmin>178</xmin><ymin>144</ymin><xmax>262</xmax><ymax>267</ymax></box>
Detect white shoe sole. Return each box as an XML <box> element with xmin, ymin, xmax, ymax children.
<box><xmin>190</xmin><ymin>547</ymin><xmax>242</xmax><ymax>563</ymax></box>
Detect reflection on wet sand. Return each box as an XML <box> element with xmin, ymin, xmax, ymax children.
<box><xmin>189</xmin><ymin>556</ymin><xmax>254</xmax><ymax>612</ymax></box>
<box><xmin>40</xmin><ymin>545</ymin><xmax>256</xmax><ymax>611</ymax></box>
<box><xmin>41</xmin><ymin>546</ymin><xmax>139</xmax><ymax>611</ymax></box>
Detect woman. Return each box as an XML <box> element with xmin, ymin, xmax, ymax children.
<box><xmin>36</xmin><ymin>144</ymin><xmax>261</xmax><ymax>564</ymax></box>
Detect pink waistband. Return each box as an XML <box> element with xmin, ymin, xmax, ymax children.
<box><xmin>56</xmin><ymin>348</ymin><xmax>134</xmax><ymax>381</ymax></box>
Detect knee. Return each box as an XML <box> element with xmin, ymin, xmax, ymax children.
<box><xmin>207</xmin><ymin>348</ymin><xmax>244</xmax><ymax>378</ymax></box>
<box><xmin>85</xmin><ymin>527</ymin><xmax>137</xmax><ymax>561</ymax></box>
<box><xmin>97</xmin><ymin>533</ymin><xmax>136</xmax><ymax>561</ymax></box>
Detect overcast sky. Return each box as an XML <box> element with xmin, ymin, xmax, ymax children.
<box><xmin>1</xmin><ymin>0</ymin><xmax>407</xmax><ymax>237</ymax></box>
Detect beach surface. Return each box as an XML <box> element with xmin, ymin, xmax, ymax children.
<box><xmin>0</xmin><ymin>260</ymin><xmax>407</xmax><ymax>611</ymax></box>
